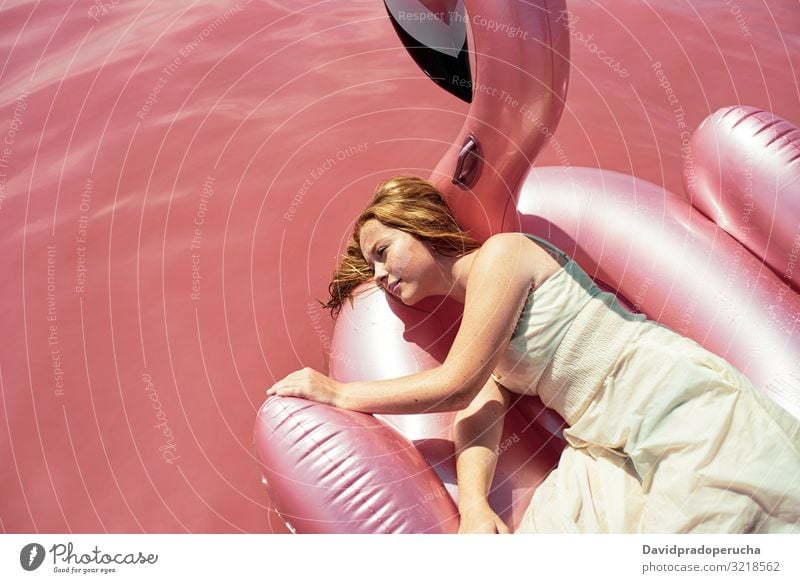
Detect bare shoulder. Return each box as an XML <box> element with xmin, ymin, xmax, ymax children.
<box><xmin>478</xmin><ymin>232</ymin><xmax>535</xmax><ymax>257</ymax></box>
<box><xmin>466</xmin><ymin>233</ymin><xmax>538</xmax><ymax>294</ymax></box>
<box><xmin>476</xmin><ymin>233</ymin><xmax>568</xmax><ymax>289</ymax></box>
<box><xmin>476</xmin><ymin>233</ymin><xmax>556</xmax><ymax>281</ymax></box>
<box><xmin>443</xmin><ymin>233</ymin><xmax>553</xmax><ymax>400</ymax></box>
<box><xmin>480</xmin><ymin>232</ymin><xmax>548</xmax><ymax>254</ymax></box>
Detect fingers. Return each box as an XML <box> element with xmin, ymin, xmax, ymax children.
<box><xmin>265</xmin><ymin>372</ymin><xmax>296</xmax><ymax>396</ymax></box>
<box><xmin>266</xmin><ymin>385</ymin><xmax>291</xmax><ymax>398</ymax></box>
<box><xmin>265</xmin><ymin>368</ymin><xmax>306</xmax><ymax>396</ymax></box>
<box><xmin>265</xmin><ymin>379</ymin><xmax>303</xmax><ymax>398</ymax></box>
<box><xmin>265</xmin><ymin>381</ymin><xmax>281</xmax><ymax>396</ymax></box>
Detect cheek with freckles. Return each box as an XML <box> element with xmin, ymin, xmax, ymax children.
<box><xmin>390</xmin><ymin>246</ymin><xmax>414</xmax><ymax>277</ymax></box>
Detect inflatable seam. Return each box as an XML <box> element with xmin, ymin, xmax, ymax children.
<box><xmin>284</xmin><ymin>418</ymin><xmax>325</xmax><ymax>441</ymax></box>
<box><xmin>765</xmin><ymin>127</ymin><xmax>800</xmax><ymax>149</ymax></box>
<box><xmin>751</xmin><ymin>117</ymin><xmax>781</xmax><ymax>137</ymax></box>
<box><xmin>295</xmin><ymin>431</ymin><xmax>337</xmax><ymax>465</ymax></box>
<box><xmin>340</xmin><ymin>480</ymin><xmax>389</xmax><ymax>523</ymax></box>
<box><xmin>326</xmin><ymin>469</ymin><xmax>376</xmax><ymax>506</ymax></box>
<box><xmin>730</xmin><ymin>108</ymin><xmax>763</xmax><ymax>130</ymax></box>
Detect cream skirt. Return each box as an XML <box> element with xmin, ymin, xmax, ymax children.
<box><xmin>517</xmin><ymin>321</ymin><xmax>800</xmax><ymax>533</ymax></box>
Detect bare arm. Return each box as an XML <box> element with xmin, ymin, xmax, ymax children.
<box><xmin>268</xmin><ymin>234</ymin><xmax>541</xmax><ymax>414</ymax></box>
<box><xmin>455</xmin><ymin>375</ymin><xmax>511</xmax><ymax>533</ymax></box>
<box><xmin>337</xmin><ymin>235</ymin><xmax>537</xmax><ymax>413</ymax></box>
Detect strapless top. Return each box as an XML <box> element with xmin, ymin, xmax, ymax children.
<box><xmin>492</xmin><ymin>235</ymin><xmax>647</xmax><ymax>423</ymax></box>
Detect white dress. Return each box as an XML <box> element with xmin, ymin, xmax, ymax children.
<box><xmin>491</xmin><ymin>235</ymin><xmax>800</xmax><ymax>533</ymax></box>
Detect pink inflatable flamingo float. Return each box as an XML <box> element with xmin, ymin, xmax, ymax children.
<box><xmin>254</xmin><ymin>0</ymin><xmax>800</xmax><ymax>533</ymax></box>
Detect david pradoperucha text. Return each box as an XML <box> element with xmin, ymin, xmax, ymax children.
<box><xmin>642</xmin><ymin>544</ymin><xmax>760</xmax><ymax>559</ymax></box>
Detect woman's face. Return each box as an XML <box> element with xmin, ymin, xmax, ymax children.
<box><xmin>359</xmin><ymin>219</ymin><xmax>441</xmax><ymax>304</ymax></box>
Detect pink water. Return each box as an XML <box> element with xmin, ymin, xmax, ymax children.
<box><xmin>1</xmin><ymin>0</ymin><xmax>797</xmax><ymax>533</ymax></box>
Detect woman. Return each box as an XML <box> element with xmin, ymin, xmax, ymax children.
<box><xmin>266</xmin><ymin>176</ymin><xmax>800</xmax><ymax>533</ymax></box>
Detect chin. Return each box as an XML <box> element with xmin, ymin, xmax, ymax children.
<box><xmin>395</xmin><ymin>291</ymin><xmax>415</xmax><ymax>305</ymax></box>
<box><xmin>393</xmin><ymin>284</ymin><xmax>425</xmax><ymax>306</ymax></box>
<box><xmin>401</xmin><ymin>291</ymin><xmax>427</xmax><ymax>306</ymax></box>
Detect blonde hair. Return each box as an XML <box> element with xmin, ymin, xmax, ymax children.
<box><xmin>322</xmin><ymin>176</ymin><xmax>481</xmax><ymax>318</ymax></box>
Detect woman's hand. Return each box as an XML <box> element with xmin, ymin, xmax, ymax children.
<box><xmin>457</xmin><ymin>502</ymin><xmax>510</xmax><ymax>534</ymax></box>
<box><xmin>265</xmin><ymin>367</ymin><xmax>343</xmax><ymax>408</ymax></box>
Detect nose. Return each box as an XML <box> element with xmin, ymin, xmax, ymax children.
<box><xmin>373</xmin><ymin>263</ymin><xmax>388</xmax><ymax>288</ymax></box>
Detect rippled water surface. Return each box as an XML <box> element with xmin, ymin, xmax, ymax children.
<box><xmin>1</xmin><ymin>0</ymin><xmax>798</xmax><ymax>532</ymax></box>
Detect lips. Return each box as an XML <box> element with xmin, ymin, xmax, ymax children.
<box><xmin>388</xmin><ymin>280</ymin><xmax>400</xmax><ymax>296</ymax></box>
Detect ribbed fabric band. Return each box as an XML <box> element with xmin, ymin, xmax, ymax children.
<box><xmin>536</xmin><ymin>294</ymin><xmax>643</xmax><ymax>425</ymax></box>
